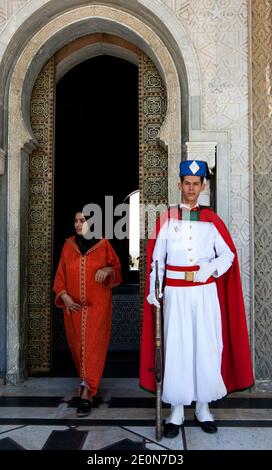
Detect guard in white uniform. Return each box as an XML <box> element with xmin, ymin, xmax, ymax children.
<box><xmin>147</xmin><ymin>160</ymin><xmax>234</xmax><ymax>437</ymax></box>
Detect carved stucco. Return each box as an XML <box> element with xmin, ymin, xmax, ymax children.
<box><xmin>0</xmin><ymin>0</ymin><xmax>260</xmax><ymax>382</ymax></box>
<box><xmin>165</xmin><ymin>0</ymin><xmax>252</xmax><ymax>331</ymax></box>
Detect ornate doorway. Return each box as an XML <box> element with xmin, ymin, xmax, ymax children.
<box><xmin>28</xmin><ymin>35</ymin><xmax>167</xmax><ymax>374</ymax></box>
<box><xmin>52</xmin><ymin>54</ymin><xmax>139</xmax><ymax>376</ymax></box>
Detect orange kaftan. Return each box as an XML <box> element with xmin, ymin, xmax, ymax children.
<box><xmin>53</xmin><ymin>237</ymin><xmax>122</xmax><ymax>396</ymax></box>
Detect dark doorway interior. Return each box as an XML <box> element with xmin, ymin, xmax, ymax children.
<box><xmin>52</xmin><ymin>55</ymin><xmax>139</xmax><ymax>377</ymax></box>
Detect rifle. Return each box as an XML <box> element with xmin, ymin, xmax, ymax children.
<box><xmin>155</xmin><ymin>260</ymin><xmax>163</xmax><ymax>440</ymax></box>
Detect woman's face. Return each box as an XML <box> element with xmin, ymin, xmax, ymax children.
<box><xmin>74</xmin><ymin>212</ymin><xmax>88</xmax><ymax>236</ymax></box>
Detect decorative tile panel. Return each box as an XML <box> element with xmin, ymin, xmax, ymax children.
<box><xmin>110</xmin><ymin>291</ymin><xmax>140</xmax><ymax>351</ymax></box>
<box><xmin>28</xmin><ymin>58</ymin><xmax>55</xmax><ymax>373</ymax></box>
<box><xmin>139</xmin><ymin>51</ymin><xmax>167</xmax><ymax>312</ymax></box>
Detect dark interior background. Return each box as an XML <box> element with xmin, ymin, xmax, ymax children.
<box><xmin>52</xmin><ymin>55</ymin><xmax>139</xmax><ymax>377</ymax></box>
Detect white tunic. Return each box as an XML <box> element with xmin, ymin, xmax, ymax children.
<box><xmin>149</xmin><ymin>209</ymin><xmax>234</xmax><ymax>405</ymax></box>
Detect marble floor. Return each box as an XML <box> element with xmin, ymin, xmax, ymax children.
<box><xmin>0</xmin><ymin>378</ymin><xmax>272</xmax><ymax>450</ymax></box>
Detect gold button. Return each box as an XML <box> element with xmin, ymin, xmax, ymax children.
<box><xmin>190</xmin><ymin>225</ymin><xmax>192</xmax><ymax>229</ymax></box>
<box><xmin>189</xmin><ymin>236</ymin><xmax>192</xmax><ymax>240</ymax></box>
<box><xmin>188</xmin><ymin>248</ymin><xmax>192</xmax><ymax>251</ymax></box>
<box><xmin>189</xmin><ymin>258</ymin><xmax>193</xmax><ymax>262</ymax></box>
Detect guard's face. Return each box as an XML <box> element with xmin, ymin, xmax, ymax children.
<box><xmin>178</xmin><ymin>176</ymin><xmax>205</xmax><ymax>204</ymax></box>
<box><xmin>74</xmin><ymin>212</ymin><xmax>88</xmax><ymax>236</ymax></box>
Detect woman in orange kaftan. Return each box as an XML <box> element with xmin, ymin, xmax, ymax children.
<box><xmin>53</xmin><ymin>212</ymin><xmax>122</xmax><ymax>416</ymax></box>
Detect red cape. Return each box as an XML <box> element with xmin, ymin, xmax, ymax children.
<box><xmin>140</xmin><ymin>206</ymin><xmax>254</xmax><ymax>394</ymax></box>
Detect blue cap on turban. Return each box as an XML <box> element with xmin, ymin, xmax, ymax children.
<box><xmin>179</xmin><ymin>160</ymin><xmax>210</xmax><ymax>179</ymax></box>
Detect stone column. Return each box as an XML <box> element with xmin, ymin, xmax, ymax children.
<box><xmin>0</xmin><ymin>147</ymin><xmax>7</xmax><ymax>382</ymax></box>
<box><xmin>251</xmin><ymin>0</ymin><xmax>272</xmax><ymax>387</ymax></box>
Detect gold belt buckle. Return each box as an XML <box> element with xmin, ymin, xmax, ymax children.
<box><xmin>185</xmin><ymin>271</ymin><xmax>195</xmax><ymax>282</ymax></box>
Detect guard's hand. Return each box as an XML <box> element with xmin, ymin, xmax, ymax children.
<box><xmin>61</xmin><ymin>293</ymin><xmax>81</xmax><ymax>312</ymax></box>
<box><xmin>95</xmin><ymin>267</ymin><xmax>114</xmax><ymax>283</ymax></box>
<box><xmin>195</xmin><ymin>262</ymin><xmax>215</xmax><ymax>283</ymax></box>
<box><xmin>147</xmin><ymin>291</ymin><xmax>163</xmax><ymax>308</ymax></box>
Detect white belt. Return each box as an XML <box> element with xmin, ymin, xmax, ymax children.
<box><xmin>166</xmin><ymin>269</ymin><xmax>198</xmax><ymax>280</ymax></box>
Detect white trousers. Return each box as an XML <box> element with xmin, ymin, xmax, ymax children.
<box><xmin>162</xmin><ymin>283</ymin><xmax>227</xmax><ymax>406</ymax></box>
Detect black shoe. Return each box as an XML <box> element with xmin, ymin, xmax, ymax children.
<box><xmin>194</xmin><ymin>414</ymin><xmax>217</xmax><ymax>433</ymax></box>
<box><xmin>163</xmin><ymin>422</ymin><xmax>181</xmax><ymax>438</ymax></box>
<box><xmin>76</xmin><ymin>399</ymin><xmax>92</xmax><ymax>417</ymax></box>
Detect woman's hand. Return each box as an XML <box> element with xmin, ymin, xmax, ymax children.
<box><xmin>61</xmin><ymin>293</ymin><xmax>81</xmax><ymax>312</ymax></box>
<box><xmin>95</xmin><ymin>267</ymin><xmax>114</xmax><ymax>284</ymax></box>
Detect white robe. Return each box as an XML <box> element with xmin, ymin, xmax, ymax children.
<box><xmin>149</xmin><ymin>210</ymin><xmax>234</xmax><ymax>405</ymax></box>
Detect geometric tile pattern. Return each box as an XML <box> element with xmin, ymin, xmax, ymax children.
<box><xmin>42</xmin><ymin>429</ymin><xmax>88</xmax><ymax>450</ymax></box>
<box><xmin>0</xmin><ymin>437</ymin><xmax>25</xmax><ymax>450</ymax></box>
<box><xmin>251</xmin><ymin>0</ymin><xmax>272</xmax><ymax>379</ymax></box>
<box><xmin>0</xmin><ymin>378</ymin><xmax>272</xmax><ymax>451</ymax></box>
<box><xmin>28</xmin><ymin>58</ymin><xmax>55</xmax><ymax>373</ymax></box>
<box><xmin>101</xmin><ymin>438</ymin><xmax>145</xmax><ymax>450</ymax></box>
<box><xmin>138</xmin><ymin>51</ymin><xmax>167</xmax><ymax>312</ymax></box>
<box><xmin>1</xmin><ymin>425</ymin><xmax>272</xmax><ymax>450</ymax></box>
<box><xmin>111</xmin><ymin>292</ymin><xmax>140</xmax><ymax>351</ymax></box>
<box><xmin>139</xmin><ymin>53</ymin><xmax>167</xmax><ymax>204</ymax></box>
